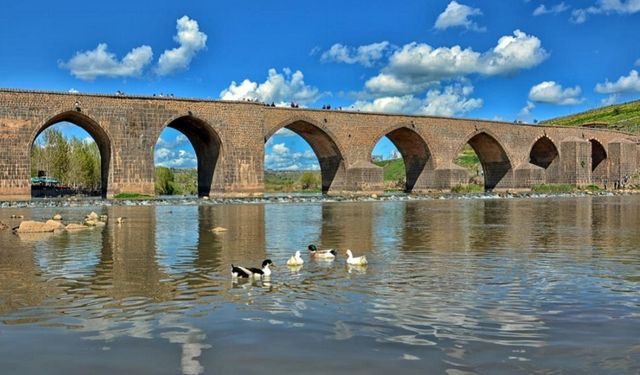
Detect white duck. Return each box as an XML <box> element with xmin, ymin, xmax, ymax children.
<box><xmin>346</xmin><ymin>249</ymin><xmax>368</xmax><ymax>265</ymax></box>
<box><xmin>231</xmin><ymin>259</ymin><xmax>274</xmax><ymax>278</ymax></box>
<box><xmin>287</xmin><ymin>250</ymin><xmax>304</xmax><ymax>266</ymax></box>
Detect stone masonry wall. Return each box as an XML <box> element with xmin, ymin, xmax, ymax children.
<box><xmin>0</xmin><ymin>89</ymin><xmax>638</xmax><ymax>199</ymax></box>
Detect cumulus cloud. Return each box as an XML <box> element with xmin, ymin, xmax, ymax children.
<box><xmin>154</xmin><ymin>147</ymin><xmax>197</xmax><ymax>168</ymax></box>
<box><xmin>365</xmin><ymin>30</ymin><xmax>548</xmax><ymax>96</ymax></box>
<box><xmin>265</xmin><ymin>143</ymin><xmax>319</xmax><ymax>170</ymax></box>
<box><xmin>220</xmin><ymin>68</ymin><xmax>322</xmax><ymax>105</ymax></box>
<box><xmin>154</xmin><ymin>133</ymin><xmax>197</xmax><ymax>168</ymax></box>
<box><xmin>571</xmin><ymin>0</ymin><xmax>640</xmax><ymax>23</ymax></box>
<box><xmin>68</xmin><ymin>88</ymin><xmax>79</xmax><ymax>93</ymax></box>
<box><xmin>601</xmin><ymin>94</ymin><xmax>620</xmax><ymax>105</ymax></box>
<box><xmin>533</xmin><ymin>2</ymin><xmax>570</xmax><ymax>16</ymax></box>
<box><xmin>634</xmin><ymin>58</ymin><xmax>640</xmax><ymax>67</ymax></box>
<box><xmin>434</xmin><ymin>1</ymin><xmax>485</xmax><ymax>31</ymax></box>
<box><xmin>594</xmin><ymin>70</ymin><xmax>640</xmax><ymax>94</ymax></box>
<box><xmin>320</xmin><ymin>41</ymin><xmax>392</xmax><ymax>67</ymax></box>
<box><xmin>59</xmin><ymin>43</ymin><xmax>153</xmax><ymax>80</ymax></box>
<box><xmin>518</xmin><ymin>101</ymin><xmax>536</xmax><ymax>120</ymax></box>
<box><xmin>528</xmin><ymin>81</ymin><xmax>583</xmax><ymax>105</ymax></box>
<box><xmin>353</xmin><ymin>83</ymin><xmax>483</xmax><ymax>117</ymax></box>
<box><xmin>156</xmin><ymin>16</ymin><xmax>208</xmax><ymax>76</ymax></box>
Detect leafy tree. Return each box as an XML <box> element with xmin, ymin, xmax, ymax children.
<box><xmin>155</xmin><ymin>166</ymin><xmax>176</xmax><ymax>195</ymax></box>
<box><xmin>298</xmin><ymin>172</ymin><xmax>320</xmax><ymax>190</ymax></box>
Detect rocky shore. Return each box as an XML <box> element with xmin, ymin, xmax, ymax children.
<box><xmin>0</xmin><ymin>190</ymin><xmax>637</xmax><ymax>209</ymax></box>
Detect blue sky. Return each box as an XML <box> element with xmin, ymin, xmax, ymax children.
<box><xmin>4</xmin><ymin>0</ymin><xmax>640</xmax><ymax>170</ymax></box>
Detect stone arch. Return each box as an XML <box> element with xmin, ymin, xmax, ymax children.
<box><xmin>458</xmin><ymin>130</ymin><xmax>512</xmax><ymax>190</ymax></box>
<box><xmin>156</xmin><ymin>115</ymin><xmax>223</xmax><ymax>197</ymax></box>
<box><xmin>265</xmin><ymin>118</ymin><xmax>346</xmax><ymax>193</ymax></box>
<box><xmin>370</xmin><ymin>124</ymin><xmax>434</xmax><ymax>192</ymax></box>
<box><xmin>590</xmin><ymin>138</ymin><xmax>608</xmax><ymax>184</ymax></box>
<box><xmin>589</xmin><ymin>139</ymin><xmax>607</xmax><ymax>171</ymax></box>
<box><xmin>529</xmin><ymin>135</ymin><xmax>560</xmax><ymax>183</ymax></box>
<box><xmin>31</xmin><ymin>111</ymin><xmax>112</xmax><ymax>197</ymax></box>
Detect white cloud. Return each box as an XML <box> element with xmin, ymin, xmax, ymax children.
<box><xmin>156</xmin><ymin>16</ymin><xmax>208</xmax><ymax>76</ymax></box>
<box><xmin>320</xmin><ymin>41</ymin><xmax>392</xmax><ymax>67</ymax></box>
<box><xmin>571</xmin><ymin>0</ymin><xmax>640</xmax><ymax>23</ymax></box>
<box><xmin>154</xmin><ymin>146</ymin><xmax>197</xmax><ymax>168</ymax></box>
<box><xmin>68</xmin><ymin>88</ymin><xmax>79</xmax><ymax>94</ymax></box>
<box><xmin>265</xmin><ymin>143</ymin><xmax>319</xmax><ymax>170</ymax></box>
<box><xmin>634</xmin><ymin>58</ymin><xmax>640</xmax><ymax>67</ymax></box>
<box><xmin>518</xmin><ymin>101</ymin><xmax>536</xmax><ymax>121</ymax></box>
<box><xmin>528</xmin><ymin>81</ymin><xmax>583</xmax><ymax>105</ymax></box>
<box><xmin>60</xmin><ymin>43</ymin><xmax>153</xmax><ymax>80</ymax></box>
<box><xmin>434</xmin><ymin>1</ymin><xmax>485</xmax><ymax>31</ymax></box>
<box><xmin>601</xmin><ymin>94</ymin><xmax>620</xmax><ymax>105</ymax></box>
<box><xmin>175</xmin><ymin>134</ymin><xmax>189</xmax><ymax>145</ymax></box>
<box><xmin>365</xmin><ymin>30</ymin><xmax>548</xmax><ymax>96</ymax></box>
<box><xmin>533</xmin><ymin>2</ymin><xmax>570</xmax><ymax>16</ymax></box>
<box><xmin>595</xmin><ymin>70</ymin><xmax>640</xmax><ymax>94</ymax></box>
<box><xmin>353</xmin><ymin>83</ymin><xmax>482</xmax><ymax>117</ymax></box>
<box><xmin>272</xmin><ymin>143</ymin><xmax>289</xmax><ymax>155</ymax></box>
<box><xmin>220</xmin><ymin>68</ymin><xmax>322</xmax><ymax>105</ymax></box>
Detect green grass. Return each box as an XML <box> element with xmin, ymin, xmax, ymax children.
<box><xmin>542</xmin><ymin>99</ymin><xmax>640</xmax><ymax>134</ymax></box>
<box><xmin>583</xmin><ymin>184</ymin><xmax>602</xmax><ymax>192</ymax></box>
<box><xmin>112</xmin><ymin>193</ymin><xmax>154</xmax><ymax>199</ymax></box>
<box><xmin>455</xmin><ymin>145</ymin><xmax>480</xmax><ymax>169</ymax></box>
<box><xmin>531</xmin><ymin>184</ymin><xmax>577</xmax><ymax>193</ymax></box>
<box><xmin>451</xmin><ymin>184</ymin><xmax>484</xmax><ymax>193</ymax></box>
<box><xmin>374</xmin><ymin>158</ymin><xmax>405</xmax><ymax>181</ymax></box>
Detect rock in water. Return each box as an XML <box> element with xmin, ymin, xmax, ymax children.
<box><xmin>16</xmin><ymin>220</ymin><xmax>64</xmax><ymax>233</ymax></box>
<box><xmin>53</xmin><ymin>214</ymin><xmax>63</xmax><ymax>220</ymax></box>
<box><xmin>0</xmin><ymin>221</ymin><xmax>8</xmax><ymax>231</ymax></box>
<box><xmin>66</xmin><ymin>223</ymin><xmax>89</xmax><ymax>231</ymax></box>
<box><xmin>210</xmin><ymin>226</ymin><xmax>228</xmax><ymax>233</ymax></box>
<box><xmin>86</xmin><ymin>212</ymin><xmax>99</xmax><ymax>221</ymax></box>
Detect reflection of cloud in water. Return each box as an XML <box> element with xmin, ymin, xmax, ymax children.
<box><xmin>331</xmin><ymin>320</ymin><xmax>354</xmax><ymax>341</ymax></box>
<box><xmin>159</xmin><ymin>317</ymin><xmax>211</xmax><ymax>375</ymax></box>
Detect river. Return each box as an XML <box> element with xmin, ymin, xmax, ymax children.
<box><xmin>1</xmin><ymin>196</ymin><xmax>639</xmax><ymax>374</ymax></box>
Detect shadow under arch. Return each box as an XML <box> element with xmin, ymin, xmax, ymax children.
<box><xmin>370</xmin><ymin>125</ymin><xmax>433</xmax><ymax>192</ymax></box>
<box><xmin>589</xmin><ymin>139</ymin><xmax>607</xmax><ymax>171</ymax></box>
<box><xmin>32</xmin><ymin>111</ymin><xmax>111</xmax><ymax>197</ymax></box>
<box><xmin>158</xmin><ymin>115</ymin><xmax>223</xmax><ymax>197</ymax></box>
<box><xmin>529</xmin><ymin>136</ymin><xmax>560</xmax><ymax>183</ymax></box>
<box><xmin>265</xmin><ymin>119</ymin><xmax>346</xmax><ymax>193</ymax></box>
<box><xmin>589</xmin><ymin>139</ymin><xmax>608</xmax><ymax>184</ymax></box>
<box><xmin>460</xmin><ymin>131</ymin><xmax>512</xmax><ymax>190</ymax></box>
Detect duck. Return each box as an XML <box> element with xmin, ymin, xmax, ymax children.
<box><xmin>231</xmin><ymin>259</ymin><xmax>275</xmax><ymax>278</ymax></box>
<box><xmin>308</xmin><ymin>244</ymin><xmax>337</xmax><ymax>260</ymax></box>
<box><xmin>287</xmin><ymin>250</ymin><xmax>304</xmax><ymax>266</ymax></box>
<box><xmin>346</xmin><ymin>249</ymin><xmax>368</xmax><ymax>265</ymax></box>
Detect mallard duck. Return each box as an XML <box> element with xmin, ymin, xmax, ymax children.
<box><xmin>231</xmin><ymin>259</ymin><xmax>274</xmax><ymax>278</ymax></box>
<box><xmin>308</xmin><ymin>244</ymin><xmax>337</xmax><ymax>260</ymax></box>
<box><xmin>287</xmin><ymin>250</ymin><xmax>304</xmax><ymax>266</ymax></box>
<box><xmin>346</xmin><ymin>249</ymin><xmax>368</xmax><ymax>265</ymax></box>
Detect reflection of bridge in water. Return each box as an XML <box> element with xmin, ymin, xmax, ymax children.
<box><xmin>1</xmin><ymin>198</ymin><xmax>640</xmax><ymax>372</ymax></box>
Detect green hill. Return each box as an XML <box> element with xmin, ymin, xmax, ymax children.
<box><xmin>374</xmin><ymin>158</ymin><xmax>405</xmax><ymax>182</ymax></box>
<box><xmin>542</xmin><ymin>99</ymin><xmax>640</xmax><ymax>133</ymax></box>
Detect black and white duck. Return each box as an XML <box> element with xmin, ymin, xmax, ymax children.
<box><xmin>231</xmin><ymin>259</ymin><xmax>274</xmax><ymax>278</ymax></box>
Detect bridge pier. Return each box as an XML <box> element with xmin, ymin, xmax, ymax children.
<box><xmin>513</xmin><ymin>164</ymin><xmax>545</xmax><ymax>188</ymax></box>
<box><xmin>559</xmin><ymin>137</ymin><xmax>591</xmax><ymax>186</ymax></box>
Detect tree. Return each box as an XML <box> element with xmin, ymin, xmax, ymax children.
<box><xmin>298</xmin><ymin>172</ymin><xmax>320</xmax><ymax>190</ymax></box>
<box><xmin>155</xmin><ymin>167</ymin><xmax>175</xmax><ymax>195</ymax></box>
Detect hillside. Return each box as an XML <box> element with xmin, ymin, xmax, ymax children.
<box><xmin>542</xmin><ymin>99</ymin><xmax>640</xmax><ymax>133</ymax></box>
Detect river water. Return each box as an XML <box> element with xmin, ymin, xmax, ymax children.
<box><xmin>0</xmin><ymin>196</ymin><xmax>639</xmax><ymax>374</ymax></box>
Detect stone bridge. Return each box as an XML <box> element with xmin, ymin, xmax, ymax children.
<box><xmin>0</xmin><ymin>89</ymin><xmax>638</xmax><ymax>200</ymax></box>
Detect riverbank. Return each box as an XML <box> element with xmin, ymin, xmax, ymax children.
<box><xmin>1</xmin><ymin>189</ymin><xmax>639</xmax><ymax>208</ymax></box>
